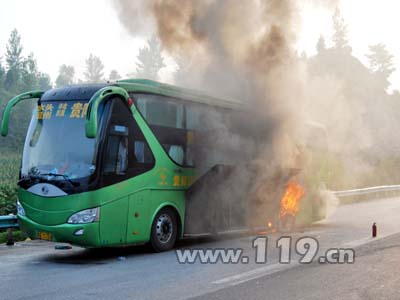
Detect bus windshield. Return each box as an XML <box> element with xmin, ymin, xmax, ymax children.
<box><xmin>21</xmin><ymin>100</ymin><xmax>96</xmax><ymax>180</ymax></box>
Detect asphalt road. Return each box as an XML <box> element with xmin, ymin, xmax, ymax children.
<box><xmin>1</xmin><ymin>197</ymin><xmax>400</xmax><ymax>300</ymax></box>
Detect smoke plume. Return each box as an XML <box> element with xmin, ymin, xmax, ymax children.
<box><xmin>115</xmin><ymin>0</ymin><xmax>340</xmax><ymax>151</ymax></box>
<box><xmin>112</xmin><ymin>0</ymin><xmax>343</xmax><ymax>228</ymax></box>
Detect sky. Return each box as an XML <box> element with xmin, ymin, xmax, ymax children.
<box><xmin>0</xmin><ymin>0</ymin><xmax>399</xmax><ymax>90</ymax></box>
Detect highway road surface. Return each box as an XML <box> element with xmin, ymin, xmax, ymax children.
<box><xmin>1</xmin><ymin>197</ymin><xmax>400</xmax><ymax>300</ymax></box>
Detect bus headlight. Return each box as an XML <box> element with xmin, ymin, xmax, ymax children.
<box><xmin>17</xmin><ymin>199</ymin><xmax>25</xmax><ymax>216</ymax></box>
<box><xmin>67</xmin><ymin>207</ymin><xmax>100</xmax><ymax>224</ymax></box>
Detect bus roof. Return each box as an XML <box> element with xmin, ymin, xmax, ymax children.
<box><xmin>116</xmin><ymin>79</ymin><xmax>244</xmax><ymax>110</ymax></box>
<box><xmin>40</xmin><ymin>79</ymin><xmax>244</xmax><ymax>110</ymax></box>
<box><xmin>41</xmin><ymin>84</ymin><xmax>108</xmax><ymax>101</ymax></box>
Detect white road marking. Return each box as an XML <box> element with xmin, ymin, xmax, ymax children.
<box><xmin>212</xmin><ymin>232</ymin><xmax>399</xmax><ymax>287</ymax></box>
<box><xmin>341</xmin><ymin>233</ymin><xmax>392</xmax><ymax>248</ymax></box>
<box><xmin>212</xmin><ymin>262</ymin><xmax>299</xmax><ymax>286</ymax></box>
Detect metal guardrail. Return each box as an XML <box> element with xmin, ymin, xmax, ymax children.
<box><xmin>332</xmin><ymin>185</ymin><xmax>400</xmax><ymax>197</ymax></box>
<box><xmin>332</xmin><ymin>185</ymin><xmax>400</xmax><ymax>203</ymax></box>
<box><xmin>0</xmin><ymin>215</ymin><xmax>19</xmax><ymax>230</ymax></box>
<box><xmin>0</xmin><ymin>215</ymin><xmax>19</xmax><ymax>246</ymax></box>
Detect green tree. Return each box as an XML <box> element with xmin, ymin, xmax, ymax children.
<box><xmin>332</xmin><ymin>7</ymin><xmax>349</xmax><ymax>49</ymax></box>
<box><xmin>0</xmin><ymin>29</ymin><xmax>53</xmax><ymax>152</ymax></box>
<box><xmin>109</xmin><ymin>69</ymin><xmax>121</xmax><ymax>81</ymax></box>
<box><xmin>38</xmin><ymin>73</ymin><xmax>52</xmax><ymax>90</ymax></box>
<box><xmin>0</xmin><ymin>29</ymin><xmax>54</xmax><ymax>219</ymax></box>
<box><xmin>5</xmin><ymin>29</ymin><xmax>23</xmax><ymax>69</ymax></box>
<box><xmin>20</xmin><ymin>54</ymin><xmax>39</xmax><ymax>91</ymax></box>
<box><xmin>135</xmin><ymin>36</ymin><xmax>165</xmax><ymax>80</ymax></box>
<box><xmin>0</xmin><ymin>57</ymin><xmax>5</xmax><ymax>86</ymax></box>
<box><xmin>55</xmin><ymin>64</ymin><xmax>75</xmax><ymax>87</ymax></box>
<box><xmin>366</xmin><ymin>43</ymin><xmax>395</xmax><ymax>90</ymax></box>
<box><xmin>4</xmin><ymin>29</ymin><xmax>23</xmax><ymax>91</ymax></box>
<box><xmin>84</xmin><ymin>54</ymin><xmax>104</xmax><ymax>83</ymax></box>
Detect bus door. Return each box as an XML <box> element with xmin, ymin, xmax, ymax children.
<box><xmin>98</xmin><ymin>97</ymin><xmax>153</xmax><ymax>245</ymax></box>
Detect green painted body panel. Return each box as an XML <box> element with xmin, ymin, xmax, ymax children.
<box><xmin>126</xmin><ymin>190</ymin><xmax>185</xmax><ymax>244</ymax></box>
<box><xmin>14</xmin><ymin>79</ymin><xmax>236</xmax><ymax>247</ymax></box>
<box><xmin>100</xmin><ymin>196</ymin><xmax>128</xmax><ymax>245</ymax></box>
<box><xmin>19</xmin><ymin>215</ymin><xmax>100</xmax><ymax>247</ymax></box>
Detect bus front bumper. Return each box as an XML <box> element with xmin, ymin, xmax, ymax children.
<box><xmin>18</xmin><ymin>215</ymin><xmax>100</xmax><ymax>247</ymax></box>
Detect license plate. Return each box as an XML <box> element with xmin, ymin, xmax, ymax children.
<box><xmin>38</xmin><ymin>231</ymin><xmax>52</xmax><ymax>241</ymax></box>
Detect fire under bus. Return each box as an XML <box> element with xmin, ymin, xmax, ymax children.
<box><xmin>1</xmin><ymin>79</ymin><xmax>303</xmax><ymax>251</ymax></box>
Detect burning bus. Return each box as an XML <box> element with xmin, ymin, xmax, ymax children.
<box><xmin>1</xmin><ymin>79</ymin><xmax>303</xmax><ymax>251</ymax></box>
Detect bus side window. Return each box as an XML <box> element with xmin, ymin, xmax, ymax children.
<box><xmin>185</xmin><ymin>103</ymin><xmax>204</xmax><ymax>167</ymax></box>
<box><xmin>137</xmin><ymin>95</ymin><xmax>184</xmax><ymax>129</ymax></box>
<box><xmin>134</xmin><ymin>140</ymin><xmax>154</xmax><ymax>164</ymax></box>
<box><xmin>168</xmin><ymin>145</ymin><xmax>184</xmax><ymax>165</ymax></box>
<box><xmin>104</xmin><ymin>126</ymin><xmax>129</xmax><ymax>175</ymax></box>
<box><xmin>102</xmin><ymin>97</ymin><xmax>155</xmax><ymax>186</ymax></box>
<box><xmin>134</xmin><ymin>141</ymin><xmax>145</xmax><ymax>163</ymax></box>
<box><xmin>135</xmin><ymin>94</ymin><xmax>189</xmax><ymax>167</ymax></box>
<box><xmin>186</xmin><ymin>105</ymin><xmax>234</xmax><ymax>168</ymax></box>
<box><xmin>186</xmin><ymin>104</ymin><xmax>201</xmax><ymax>130</ymax></box>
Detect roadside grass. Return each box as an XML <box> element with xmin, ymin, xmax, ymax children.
<box><xmin>0</xmin><ymin>229</ymin><xmax>27</xmax><ymax>244</ymax></box>
<box><xmin>0</xmin><ymin>152</ymin><xmax>23</xmax><ymax>244</ymax></box>
<box><xmin>0</xmin><ymin>152</ymin><xmax>20</xmax><ymax>215</ymax></box>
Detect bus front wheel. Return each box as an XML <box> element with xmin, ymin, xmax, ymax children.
<box><xmin>150</xmin><ymin>207</ymin><xmax>178</xmax><ymax>252</ymax></box>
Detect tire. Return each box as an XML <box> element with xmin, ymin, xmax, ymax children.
<box><xmin>150</xmin><ymin>207</ymin><xmax>178</xmax><ymax>252</ymax></box>
<box><xmin>278</xmin><ymin>213</ymin><xmax>296</xmax><ymax>232</ymax></box>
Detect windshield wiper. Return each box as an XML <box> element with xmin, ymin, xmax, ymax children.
<box><xmin>18</xmin><ymin>172</ymin><xmax>80</xmax><ymax>188</ymax></box>
<box><xmin>18</xmin><ymin>175</ymin><xmax>41</xmax><ymax>185</ymax></box>
<box><xmin>39</xmin><ymin>173</ymin><xmax>80</xmax><ymax>187</ymax></box>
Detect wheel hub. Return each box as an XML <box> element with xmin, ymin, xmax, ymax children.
<box><xmin>156</xmin><ymin>214</ymin><xmax>173</xmax><ymax>244</ymax></box>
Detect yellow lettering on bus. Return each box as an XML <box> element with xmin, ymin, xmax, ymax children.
<box><xmin>43</xmin><ymin>104</ymin><xmax>54</xmax><ymax>119</ymax></box>
<box><xmin>81</xmin><ymin>103</ymin><xmax>89</xmax><ymax>118</ymax></box>
<box><xmin>181</xmin><ymin>176</ymin><xmax>188</xmax><ymax>186</ymax></box>
<box><xmin>70</xmin><ymin>102</ymin><xmax>83</xmax><ymax>118</ymax></box>
<box><xmin>56</xmin><ymin>103</ymin><xmax>68</xmax><ymax>117</ymax></box>
<box><xmin>37</xmin><ymin>105</ymin><xmax>43</xmax><ymax>120</ymax></box>
<box><xmin>173</xmin><ymin>175</ymin><xmax>180</xmax><ymax>187</ymax></box>
<box><xmin>159</xmin><ymin>172</ymin><xmax>168</xmax><ymax>186</ymax></box>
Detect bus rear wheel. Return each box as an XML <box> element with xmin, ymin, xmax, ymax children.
<box><xmin>150</xmin><ymin>207</ymin><xmax>178</xmax><ymax>252</ymax></box>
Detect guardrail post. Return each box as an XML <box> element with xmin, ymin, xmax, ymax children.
<box><xmin>6</xmin><ymin>228</ymin><xmax>14</xmax><ymax>246</ymax></box>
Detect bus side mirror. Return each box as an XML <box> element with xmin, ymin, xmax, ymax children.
<box><xmin>85</xmin><ymin>86</ymin><xmax>131</xmax><ymax>139</ymax></box>
<box><xmin>1</xmin><ymin>91</ymin><xmax>44</xmax><ymax>137</ymax></box>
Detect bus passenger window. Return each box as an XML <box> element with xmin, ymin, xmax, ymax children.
<box><xmin>134</xmin><ymin>141</ymin><xmax>145</xmax><ymax>163</ymax></box>
<box><xmin>133</xmin><ymin>94</ymin><xmax>191</xmax><ymax>167</ymax></box>
<box><xmin>101</xmin><ymin>97</ymin><xmax>155</xmax><ymax>187</ymax></box>
<box><xmin>104</xmin><ymin>134</ymin><xmax>128</xmax><ymax>175</ymax></box>
<box><xmin>137</xmin><ymin>95</ymin><xmax>184</xmax><ymax>129</ymax></box>
<box><xmin>116</xmin><ymin>137</ymin><xmax>128</xmax><ymax>174</ymax></box>
<box><xmin>168</xmin><ymin>145</ymin><xmax>184</xmax><ymax>165</ymax></box>
<box><xmin>186</xmin><ymin>105</ymin><xmax>200</xmax><ymax>130</ymax></box>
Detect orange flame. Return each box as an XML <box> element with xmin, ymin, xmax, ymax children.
<box><xmin>279</xmin><ymin>179</ymin><xmax>305</xmax><ymax>218</ymax></box>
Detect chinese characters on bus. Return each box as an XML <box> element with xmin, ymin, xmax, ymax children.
<box><xmin>173</xmin><ymin>175</ymin><xmax>195</xmax><ymax>187</ymax></box>
<box><xmin>37</xmin><ymin>102</ymin><xmax>89</xmax><ymax>120</ymax></box>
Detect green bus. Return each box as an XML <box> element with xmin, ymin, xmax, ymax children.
<box><xmin>1</xmin><ymin>79</ymin><xmax>290</xmax><ymax>251</ymax></box>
